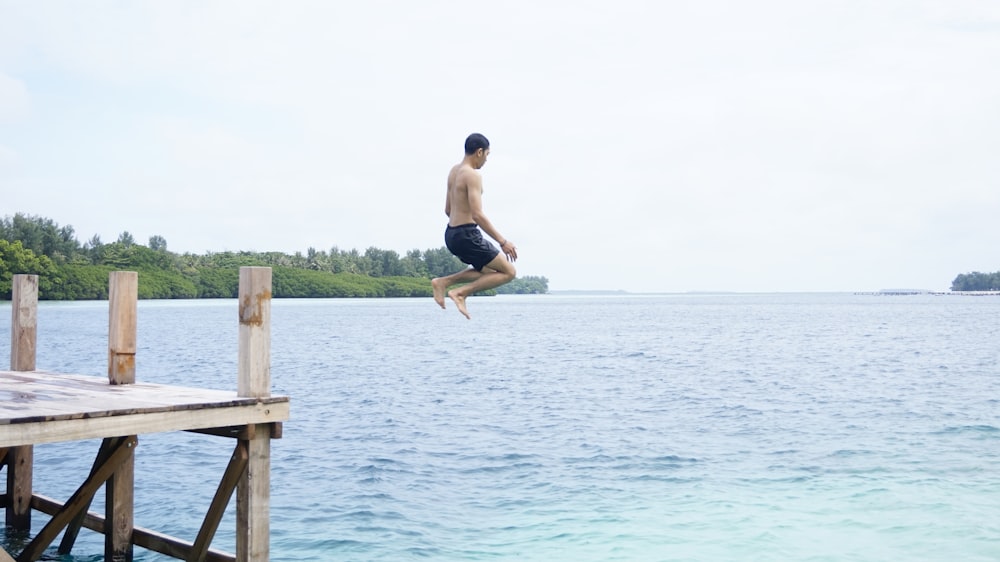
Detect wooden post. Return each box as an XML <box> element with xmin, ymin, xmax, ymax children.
<box><xmin>108</xmin><ymin>271</ymin><xmax>137</xmax><ymax>385</ymax></box>
<box><xmin>6</xmin><ymin>274</ymin><xmax>37</xmax><ymax>531</ymax></box>
<box><xmin>236</xmin><ymin>267</ymin><xmax>272</xmax><ymax>562</ymax></box>
<box><xmin>10</xmin><ymin>274</ymin><xmax>37</xmax><ymax>372</ymax></box>
<box><xmin>237</xmin><ymin>267</ymin><xmax>271</xmax><ymax>398</ymax></box>
<box><xmin>107</xmin><ymin>271</ymin><xmax>137</xmax><ymax>561</ymax></box>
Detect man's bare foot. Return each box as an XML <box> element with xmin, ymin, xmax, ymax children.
<box><xmin>448</xmin><ymin>289</ymin><xmax>471</xmax><ymax>319</ymax></box>
<box><xmin>432</xmin><ymin>278</ymin><xmax>447</xmax><ymax>309</ymax></box>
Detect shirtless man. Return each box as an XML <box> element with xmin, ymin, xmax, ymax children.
<box><xmin>431</xmin><ymin>133</ymin><xmax>517</xmax><ymax>319</ymax></box>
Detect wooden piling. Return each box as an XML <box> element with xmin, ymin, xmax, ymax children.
<box><xmin>10</xmin><ymin>274</ymin><xmax>37</xmax><ymax>373</ymax></box>
<box><xmin>6</xmin><ymin>274</ymin><xmax>37</xmax><ymax>532</ymax></box>
<box><xmin>236</xmin><ymin>267</ymin><xmax>272</xmax><ymax>562</ymax></box>
<box><xmin>106</xmin><ymin>271</ymin><xmax>137</xmax><ymax>561</ymax></box>
<box><xmin>108</xmin><ymin>271</ymin><xmax>137</xmax><ymax>386</ymax></box>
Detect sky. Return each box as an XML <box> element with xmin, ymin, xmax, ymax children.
<box><xmin>1</xmin><ymin>1</ymin><xmax>998</xmax><ymax>292</ymax></box>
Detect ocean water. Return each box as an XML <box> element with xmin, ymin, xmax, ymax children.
<box><xmin>1</xmin><ymin>293</ymin><xmax>998</xmax><ymax>561</ymax></box>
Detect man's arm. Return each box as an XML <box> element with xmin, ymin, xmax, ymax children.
<box><xmin>467</xmin><ymin>172</ymin><xmax>518</xmax><ymax>261</ymax></box>
<box><xmin>466</xmin><ymin>172</ymin><xmax>502</xmax><ymax>241</ymax></box>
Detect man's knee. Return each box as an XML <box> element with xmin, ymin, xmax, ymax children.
<box><xmin>502</xmin><ymin>263</ymin><xmax>516</xmax><ymax>281</ymax></box>
<box><xmin>486</xmin><ymin>256</ymin><xmax>515</xmax><ymax>281</ymax></box>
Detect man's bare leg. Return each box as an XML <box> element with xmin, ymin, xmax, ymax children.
<box><xmin>432</xmin><ymin>268</ymin><xmax>481</xmax><ymax>309</ymax></box>
<box><xmin>447</xmin><ymin>255</ymin><xmax>516</xmax><ymax>319</ymax></box>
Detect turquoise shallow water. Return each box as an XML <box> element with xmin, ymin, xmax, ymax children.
<box><xmin>1</xmin><ymin>293</ymin><xmax>999</xmax><ymax>561</ymax></box>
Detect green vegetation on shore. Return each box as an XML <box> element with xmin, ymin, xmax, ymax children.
<box><xmin>951</xmin><ymin>271</ymin><xmax>1000</xmax><ymax>292</ymax></box>
<box><xmin>1</xmin><ymin>214</ymin><xmax>548</xmax><ymax>300</ymax></box>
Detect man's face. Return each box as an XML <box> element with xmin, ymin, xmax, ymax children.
<box><xmin>474</xmin><ymin>148</ymin><xmax>490</xmax><ymax>169</ymax></box>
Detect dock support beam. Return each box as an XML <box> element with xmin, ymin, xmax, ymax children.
<box><xmin>106</xmin><ymin>271</ymin><xmax>138</xmax><ymax>561</ymax></box>
<box><xmin>6</xmin><ymin>274</ymin><xmax>37</xmax><ymax>532</ymax></box>
<box><xmin>16</xmin><ymin>436</ymin><xmax>137</xmax><ymax>562</ymax></box>
<box><xmin>236</xmin><ymin>267</ymin><xmax>272</xmax><ymax>562</ymax></box>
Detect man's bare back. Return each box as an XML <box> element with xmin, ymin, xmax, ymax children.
<box><xmin>431</xmin><ymin>133</ymin><xmax>518</xmax><ymax>319</ymax></box>
<box><xmin>445</xmin><ymin>163</ymin><xmax>477</xmax><ymax>227</ymax></box>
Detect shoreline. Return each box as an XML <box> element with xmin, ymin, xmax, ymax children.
<box><xmin>855</xmin><ymin>290</ymin><xmax>1000</xmax><ymax>296</ymax></box>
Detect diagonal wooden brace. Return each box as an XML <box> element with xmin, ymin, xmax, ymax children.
<box><xmin>58</xmin><ymin>437</ymin><xmax>120</xmax><ymax>554</ymax></box>
<box><xmin>16</xmin><ymin>435</ymin><xmax>137</xmax><ymax>562</ymax></box>
<box><xmin>189</xmin><ymin>441</ymin><xmax>249</xmax><ymax>562</ymax></box>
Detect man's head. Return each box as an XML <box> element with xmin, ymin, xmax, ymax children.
<box><xmin>464</xmin><ymin>133</ymin><xmax>490</xmax><ymax>169</ymax></box>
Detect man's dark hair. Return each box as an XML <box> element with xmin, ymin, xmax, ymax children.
<box><xmin>464</xmin><ymin>133</ymin><xmax>490</xmax><ymax>155</ymax></box>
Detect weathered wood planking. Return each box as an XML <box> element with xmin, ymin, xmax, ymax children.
<box><xmin>0</xmin><ymin>371</ymin><xmax>289</xmax><ymax>448</ymax></box>
<box><xmin>31</xmin><ymin>494</ymin><xmax>235</xmax><ymax>562</ymax></box>
<box><xmin>10</xmin><ymin>274</ymin><xmax>37</xmax><ymax>372</ymax></box>
<box><xmin>8</xmin><ymin>274</ymin><xmax>37</xmax><ymax>532</ymax></box>
<box><xmin>107</xmin><ymin>271</ymin><xmax>137</xmax><ymax>385</ymax></box>
<box><xmin>4</xmin><ymin>268</ymin><xmax>285</xmax><ymax>561</ymax></box>
<box><xmin>237</xmin><ymin>267</ymin><xmax>273</xmax><ymax>562</ymax></box>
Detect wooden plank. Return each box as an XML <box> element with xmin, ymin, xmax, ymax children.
<box><xmin>191</xmin><ymin>441</ymin><xmax>248</xmax><ymax>562</ymax></box>
<box><xmin>107</xmin><ymin>271</ymin><xmax>138</xmax><ymax>561</ymax></box>
<box><xmin>0</xmin><ymin>371</ymin><xmax>289</xmax><ymax>426</ymax></box>
<box><xmin>33</xmin><ymin>494</ymin><xmax>235</xmax><ymax>562</ymax></box>
<box><xmin>7</xmin><ymin>275</ymin><xmax>37</xmax><ymax>533</ymax></box>
<box><xmin>107</xmin><ymin>437</ymin><xmax>136</xmax><ymax>561</ymax></box>
<box><xmin>238</xmin><ymin>267</ymin><xmax>271</xmax><ymax>399</ymax></box>
<box><xmin>4</xmin><ymin>446</ymin><xmax>31</xmax><ymax>532</ymax></box>
<box><xmin>237</xmin><ymin>268</ymin><xmax>272</xmax><ymax>562</ymax></box>
<box><xmin>60</xmin><ymin>438</ymin><xmax>118</xmax><ymax>554</ymax></box>
<box><xmin>10</xmin><ymin>274</ymin><xmax>37</xmax><ymax>372</ymax></box>
<box><xmin>0</xmin><ymin>401</ymin><xmax>289</xmax><ymax>448</ymax></box>
<box><xmin>0</xmin><ymin>546</ymin><xmax>15</xmax><ymax>562</ymax></box>
<box><xmin>17</xmin><ymin>435</ymin><xmax>136</xmax><ymax>562</ymax></box>
<box><xmin>188</xmin><ymin>426</ymin><xmax>250</xmax><ymax>439</ymax></box>
<box><xmin>187</xmin><ymin>423</ymin><xmax>282</xmax><ymax>441</ymax></box>
<box><xmin>108</xmin><ymin>271</ymin><xmax>137</xmax><ymax>385</ymax></box>
<box><xmin>237</xmin><ymin>428</ymin><xmax>270</xmax><ymax>562</ymax></box>
<box><xmin>137</xmin><ymin>526</ymin><xmax>235</xmax><ymax>562</ymax></box>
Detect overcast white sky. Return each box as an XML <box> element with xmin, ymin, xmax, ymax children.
<box><xmin>1</xmin><ymin>1</ymin><xmax>998</xmax><ymax>292</ymax></box>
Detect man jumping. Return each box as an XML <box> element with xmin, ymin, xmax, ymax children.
<box><xmin>432</xmin><ymin>133</ymin><xmax>517</xmax><ymax>319</ymax></box>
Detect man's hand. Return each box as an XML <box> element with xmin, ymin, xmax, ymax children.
<box><xmin>500</xmin><ymin>240</ymin><xmax>518</xmax><ymax>262</ymax></box>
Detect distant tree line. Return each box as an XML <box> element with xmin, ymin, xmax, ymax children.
<box><xmin>951</xmin><ymin>271</ymin><xmax>1000</xmax><ymax>291</ymax></box>
<box><xmin>1</xmin><ymin>213</ymin><xmax>548</xmax><ymax>300</ymax></box>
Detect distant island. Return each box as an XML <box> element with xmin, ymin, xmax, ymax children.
<box><xmin>856</xmin><ymin>289</ymin><xmax>1000</xmax><ymax>296</ymax></box>
<box><xmin>950</xmin><ymin>271</ymin><xmax>1000</xmax><ymax>292</ymax></box>
<box><xmin>1</xmin><ymin>213</ymin><xmax>548</xmax><ymax>300</ymax></box>
<box><xmin>857</xmin><ymin>277</ymin><xmax>1000</xmax><ymax>296</ymax></box>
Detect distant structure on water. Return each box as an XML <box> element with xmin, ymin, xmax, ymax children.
<box><xmin>855</xmin><ymin>289</ymin><xmax>1000</xmax><ymax>296</ymax></box>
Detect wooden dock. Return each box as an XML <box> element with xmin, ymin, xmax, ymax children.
<box><xmin>1</xmin><ymin>268</ymin><xmax>290</xmax><ymax>562</ymax></box>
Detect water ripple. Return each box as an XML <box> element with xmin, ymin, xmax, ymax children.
<box><xmin>2</xmin><ymin>294</ymin><xmax>999</xmax><ymax>561</ymax></box>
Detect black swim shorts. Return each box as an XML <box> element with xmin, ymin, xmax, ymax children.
<box><xmin>444</xmin><ymin>223</ymin><xmax>500</xmax><ymax>271</ymax></box>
